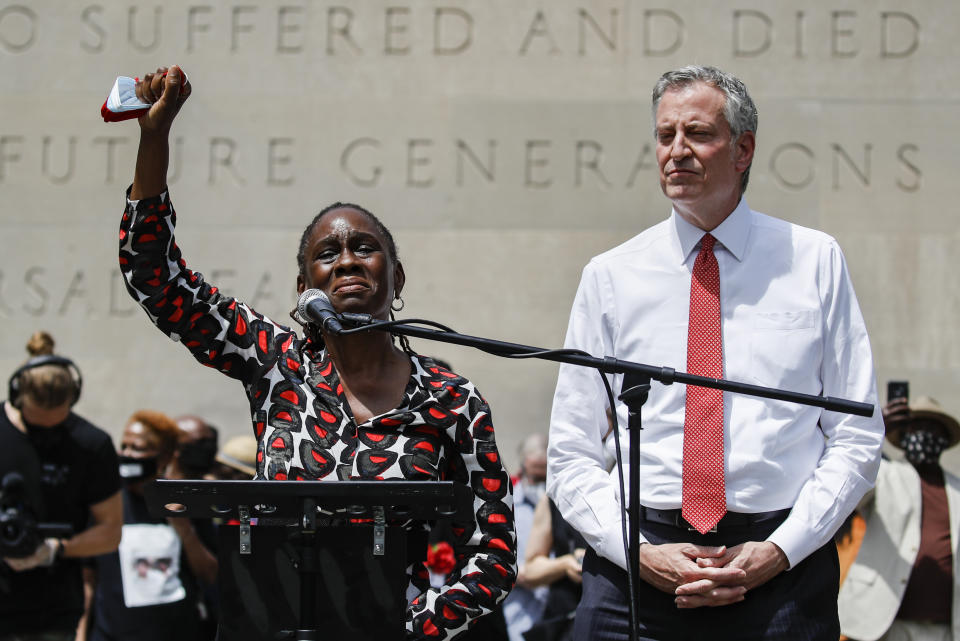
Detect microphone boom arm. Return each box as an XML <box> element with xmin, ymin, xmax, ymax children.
<box><xmin>339</xmin><ymin>318</ymin><xmax>874</xmax><ymax>417</ymax></box>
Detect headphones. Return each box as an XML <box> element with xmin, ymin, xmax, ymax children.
<box><xmin>8</xmin><ymin>355</ymin><xmax>83</xmax><ymax>408</ymax></box>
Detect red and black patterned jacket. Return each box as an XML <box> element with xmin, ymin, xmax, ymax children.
<box><xmin>119</xmin><ymin>190</ymin><xmax>516</xmax><ymax>640</ymax></box>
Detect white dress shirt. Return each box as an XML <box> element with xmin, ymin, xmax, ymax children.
<box><xmin>547</xmin><ymin>199</ymin><xmax>884</xmax><ymax>570</ymax></box>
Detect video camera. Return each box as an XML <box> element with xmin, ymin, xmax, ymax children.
<box><xmin>0</xmin><ymin>472</ymin><xmax>71</xmax><ymax>558</ymax></box>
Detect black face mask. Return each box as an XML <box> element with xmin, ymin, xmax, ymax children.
<box><xmin>178</xmin><ymin>438</ymin><xmax>217</xmax><ymax>474</ymax></box>
<box><xmin>118</xmin><ymin>455</ymin><xmax>159</xmax><ymax>484</ymax></box>
<box><xmin>23</xmin><ymin>420</ymin><xmax>68</xmax><ymax>452</ymax></box>
<box><xmin>900</xmin><ymin>429</ymin><xmax>949</xmax><ymax>467</ymax></box>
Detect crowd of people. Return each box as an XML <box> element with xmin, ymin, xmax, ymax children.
<box><xmin>2</xmin><ymin>60</ymin><xmax>955</xmax><ymax>641</ymax></box>
<box><xmin>0</xmin><ymin>333</ymin><xmax>258</xmax><ymax>641</ymax></box>
<box><xmin>3</xmin><ymin>333</ymin><xmax>956</xmax><ymax>641</ymax></box>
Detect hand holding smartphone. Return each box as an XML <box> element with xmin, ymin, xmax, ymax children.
<box><xmin>887</xmin><ymin>380</ymin><xmax>909</xmax><ymax>403</ymax></box>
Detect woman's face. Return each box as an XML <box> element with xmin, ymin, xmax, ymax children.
<box><xmin>297</xmin><ymin>208</ymin><xmax>404</xmax><ymax>320</ymax></box>
<box><xmin>121</xmin><ymin>421</ymin><xmax>169</xmax><ymax>467</ymax></box>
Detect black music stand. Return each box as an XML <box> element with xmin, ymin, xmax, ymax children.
<box><xmin>145</xmin><ymin>480</ymin><xmax>473</xmax><ymax>641</ymax></box>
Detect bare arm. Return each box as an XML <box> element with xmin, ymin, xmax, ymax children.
<box><xmin>4</xmin><ymin>491</ymin><xmax>121</xmax><ymax>572</ymax></box>
<box><xmin>168</xmin><ymin>517</ymin><xmax>218</xmax><ymax>587</ymax></box>
<box><xmin>519</xmin><ymin>494</ymin><xmax>583</xmax><ymax>588</ymax></box>
<box><xmin>75</xmin><ymin>565</ymin><xmax>97</xmax><ymax>641</ymax></box>
<box><xmin>62</xmin><ymin>491</ymin><xmax>123</xmax><ymax>559</ymax></box>
<box><xmin>129</xmin><ymin>66</ymin><xmax>191</xmax><ymax>200</ymax></box>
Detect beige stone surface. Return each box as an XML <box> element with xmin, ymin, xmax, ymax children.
<box><xmin>1</xmin><ymin>0</ymin><xmax>958</xmax><ymax>472</ymax></box>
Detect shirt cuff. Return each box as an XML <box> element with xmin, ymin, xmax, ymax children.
<box><xmin>125</xmin><ymin>184</ymin><xmax>168</xmax><ymax>207</ymax></box>
<box><xmin>595</xmin><ymin>517</ymin><xmax>647</xmax><ymax>571</ymax></box>
<box><xmin>766</xmin><ymin>515</ymin><xmax>815</xmax><ymax>569</ymax></box>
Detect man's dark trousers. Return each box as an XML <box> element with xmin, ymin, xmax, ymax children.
<box><xmin>573</xmin><ymin>511</ymin><xmax>840</xmax><ymax>641</ymax></box>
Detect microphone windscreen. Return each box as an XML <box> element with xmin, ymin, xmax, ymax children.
<box><xmin>297</xmin><ymin>289</ymin><xmax>327</xmax><ymax>319</ymax></box>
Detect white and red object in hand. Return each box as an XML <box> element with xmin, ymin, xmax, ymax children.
<box><xmin>100</xmin><ymin>72</ymin><xmax>186</xmax><ymax>122</ymax></box>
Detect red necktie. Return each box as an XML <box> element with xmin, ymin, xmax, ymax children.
<box><xmin>681</xmin><ymin>233</ymin><xmax>726</xmax><ymax>534</ymax></box>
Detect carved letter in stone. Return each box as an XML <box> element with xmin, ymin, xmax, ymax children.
<box><xmin>643</xmin><ymin>10</ymin><xmax>683</xmax><ymax>56</ymax></box>
<box><xmin>268</xmin><ymin>138</ymin><xmax>295</xmax><ymax>186</ymax></box>
<box><xmin>187</xmin><ymin>5</ymin><xmax>213</xmax><ymax>53</ymax></box>
<box><xmin>519</xmin><ymin>11</ymin><xmax>559</xmax><ymax>55</ymax></box>
<box><xmin>434</xmin><ymin>7</ymin><xmax>472</xmax><ymax>55</ymax></box>
<box><xmin>575</xmin><ymin>141</ymin><xmax>611</xmax><ymax>187</ymax></box>
<box><xmin>770</xmin><ymin>143</ymin><xmax>815</xmax><ymax>191</ymax></box>
<box><xmin>733</xmin><ymin>10</ymin><xmax>772</xmax><ymax>57</ymax></box>
<box><xmin>896</xmin><ymin>144</ymin><xmax>921</xmax><ymax>193</ymax></box>
<box><xmin>209</xmin><ymin>138</ymin><xmax>246</xmax><ymax>186</ymax></box>
<box><xmin>128</xmin><ymin>6</ymin><xmax>162</xmax><ymax>52</ymax></box>
<box><xmin>830</xmin><ymin>11</ymin><xmax>858</xmax><ymax>58</ymax></box>
<box><xmin>385</xmin><ymin>6</ymin><xmax>411</xmax><ymax>55</ymax></box>
<box><xmin>58</xmin><ymin>271</ymin><xmax>87</xmax><ymax>316</ymax></box>
<box><xmin>881</xmin><ymin>12</ymin><xmax>920</xmax><ymax>59</ymax></box>
<box><xmin>577</xmin><ymin>8</ymin><xmax>618</xmax><ymax>55</ymax></box>
<box><xmin>232</xmin><ymin>6</ymin><xmax>258</xmax><ymax>52</ymax></box>
<box><xmin>42</xmin><ymin>136</ymin><xmax>77</xmax><ymax>185</ymax></box>
<box><xmin>341</xmin><ymin>138</ymin><xmax>382</xmax><ymax>187</ymax></box>
<box><xmin>80</xmin><ymin>5</ymin><xmax>106</xmax><ymax>54</ymax></box>
<box><xmin>625</xmin><ymin>144</ymin><xmax>655</xmax><ymax>188</ymax></box>
<box><xmin>23</xmin><ymin>267</ymin><xmax>48</xmax><ymax>317</ymax></box>
<box><xmin>794</xmin><ymin>11</ymin><xmax>806</xmax><ymax>59</ymax></box>
<box><xmin>327</xmin><ymin>7</ymin><xmax>362</xmax><ymax>55</ymax></box>
<box><xmin>455</xmin><ymin>139</ymin><xmax>495</xmax><ymax>186</ymax></box>
<box><xmin>831</xmin><ymin>143</ymin><xmax>872</xmax><ymax>189</ymax></box>
<box><xmin>0</xmin><ymin>136</ymin><xmax>24</xmax><ymax>182</ymax></box>
<box><xmin>524</xmin><ymin>140</ymin><xmax>553</xmax><ymax>188</ymax></box>
<box><xmin>0</xmin><ymin>5</ymin><xmax>37</xmax><ymax>53</ymax></box>
<box><xmin>406</xmin><ymin>139</ymin><xmax>434</xmax><ymax>188</ymax></box>
<box><xmin>278</xmin><ymin>6</ymin><xmax>305</xmax><ymax>54</ymax></box>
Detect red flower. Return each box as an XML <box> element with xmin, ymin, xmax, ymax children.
<box><xmin>426</xmin><ymin>541</ymin><xmax>456</xmax><ymax>575</ymax></box>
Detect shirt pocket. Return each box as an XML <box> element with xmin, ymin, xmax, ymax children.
<box><xmin>747</xmin><ymin>310</ymin><xmax>821</xmax><ymax>388</ymax></box>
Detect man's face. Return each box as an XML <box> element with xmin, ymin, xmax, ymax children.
<box><xmin>655</xmin><ymin>82</ymin><xmax>754</xmax><ymax>225</ymax></box>
<box><xmin>522</xmin><ymin>453</ymin><xmax>547</xmax><ymax>484</ymax></box>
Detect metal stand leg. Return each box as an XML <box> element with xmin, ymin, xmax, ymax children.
<box><xmin>618</xmin><ymin>374</ymin><xmax>651</xmax><ymax>641</ymax></box>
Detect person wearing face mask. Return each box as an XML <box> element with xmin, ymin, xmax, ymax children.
<box><xmin>168</xmin><ymin>415</ymin><xmax>221</xmax><ymax>639</ymax></box>
<box><xmin>169</xmin><ymin>416</ymin><xmax>219</xmax><ymax>481</ymax></box>
<box><xmin>0</xmin><ymin>331</ymin><xmax>122</xmax><ymax>641</ymax></box>
<box><xmin>88</xmin><ymin>410</ymin><xmax>218</xmax><ymax>641</ymax></box>
<box><xmin>839</xmin><ymin>396</ymin><xmax>960</xmax><ymax>641</ymax></box>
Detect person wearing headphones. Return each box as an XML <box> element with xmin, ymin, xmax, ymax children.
<box><xmin>0</xmin><ymin>331</ymin><xmax>122</xmax><ymax>641</ymax></box>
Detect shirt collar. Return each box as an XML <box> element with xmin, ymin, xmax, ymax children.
<box><xmin>672</xmin><ymin>198</ymin><xmax>752</xmax><ymax>263</ymax></box>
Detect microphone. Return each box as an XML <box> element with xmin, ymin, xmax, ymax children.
<box><xmin>297</xmin><ymin>289</ymin><xmax>345</xmax><ymax>335</ymax></box>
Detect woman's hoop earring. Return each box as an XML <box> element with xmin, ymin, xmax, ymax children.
<box><xmin>391</xmin><ymin>296</ymin><xmax>405</xmax><ymax>312</ymax></box>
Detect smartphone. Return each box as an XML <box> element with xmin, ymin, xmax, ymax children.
<box><xmin>887</xmin><ymin>380</ymin><xmax>909</xmax><ymax>403</ymax></box>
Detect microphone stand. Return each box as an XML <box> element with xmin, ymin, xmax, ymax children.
<box><xmin>337</xmin><ymin>317</ymin><xmax>874</xmax><ymax>641</ymax></box>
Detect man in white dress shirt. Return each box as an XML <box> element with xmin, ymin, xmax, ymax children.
<box><xmin>547</xmin><ymin>65</ymin><xmax>884</xmax><ymax>640</ymax></box>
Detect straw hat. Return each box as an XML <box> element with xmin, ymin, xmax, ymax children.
<box><xmin>886</xmin><ymin>396</ymin><xmax>960</xmax><ymax>449</ymax></box>
<box><xmin>215</xmin><ymin>435</ymin><xmax>258</xmax><ymax>477</ymax></box>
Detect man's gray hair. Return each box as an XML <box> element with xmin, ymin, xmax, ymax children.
<box><xmin>651</xmin><ymin>65</ymin><xmax>758</xmax><ymax>192</ymax></box>
<box><xmin>518</xmin><ymin>433</ymin><xmax>548</xmax><ymax>459</ymax></box>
